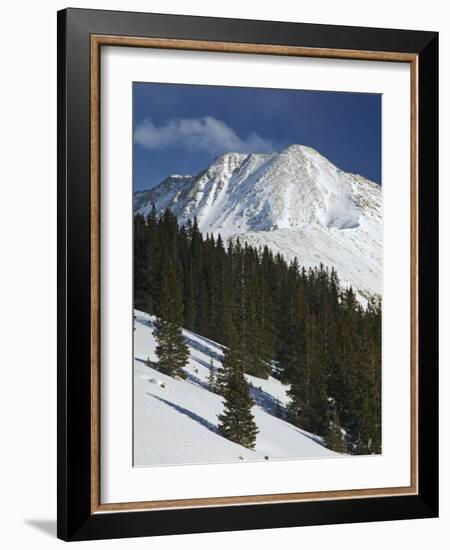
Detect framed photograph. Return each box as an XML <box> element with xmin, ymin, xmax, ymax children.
<box><xmin>57</xmin><ymin>8</ymin><xmax>438</xmax><ymax>541</ymax></box>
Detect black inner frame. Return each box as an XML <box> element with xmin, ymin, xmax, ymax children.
<box><xmin>57</xmin><ymin>8</ymin><xmax>438</xmax><ymax>541</ymax></box>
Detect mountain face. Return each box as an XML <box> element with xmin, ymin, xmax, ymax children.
<box><xmin>134</xmin><ymin>174</ymin><xmax>194</xmax><ymax>213</ymax></box>
<box><xmin>134</xmin><ymin>145</ymin><xmax>382</xmax><ymax>299</ymax></box>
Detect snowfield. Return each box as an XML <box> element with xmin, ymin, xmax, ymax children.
<box><xmin>134</xmin><ymin>309</ymin><xmax>339</xmax><ymax>466</ymax></box>
<box><xmin>134</xmin><ymin>144</ymin><xmax>382</xmax><ymax>301</ymax></box>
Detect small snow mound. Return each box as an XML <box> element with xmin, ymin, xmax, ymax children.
<box><xmin>149</xmin><ymin>378</ymin><xmax>167</xmax><ymax>388</ymax></box>
<box><xmin>322</xmin><ymin>208</ymin><xmax>360</xmax><ymax>230</ymax></box>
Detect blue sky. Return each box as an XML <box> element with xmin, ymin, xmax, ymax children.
<box><xmin>133</xmin><ymin>82</ymin><xmax>381</xmax><ymax>191</ymax></box>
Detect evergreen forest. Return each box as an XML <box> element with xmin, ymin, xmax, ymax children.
<box><xmin>134</xmin><ymin>208</ymin><xmax>382</xmax><ymax>454</ymax></box>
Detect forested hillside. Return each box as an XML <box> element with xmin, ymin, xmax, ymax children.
<box><xmin>134</xmin><ymin>208</ymin><xmax>381</xmax><ymax>454</ymax></box>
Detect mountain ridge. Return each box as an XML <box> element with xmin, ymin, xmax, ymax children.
<box><xmin>134</xmin><ymin>145</ymin><xmax>382</xmax><ymax>299</ymax></box>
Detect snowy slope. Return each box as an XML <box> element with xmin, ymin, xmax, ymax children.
<box><xmin>133</xmin><ymin>309</ymin><xmax>338</xmax><ymax>466</ymax></box>
<box><xmin>134</xmin><ymin>145</ymin><xmax>382</xmax><ymax>298</ymax></box>
<box><xmin>134</xmin><ymin>174</ymin><xmax>194</xmax><ymax>214</ymax></box>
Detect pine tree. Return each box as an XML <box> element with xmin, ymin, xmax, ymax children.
<box><xmin>215</xmin><ymin>356</ymin><xmax>228</xmax><ymax>396</ymax></box>
<box><xmin>325</xmin><ymin>409</ymin><xmax>346</xmax><ymax>453</ymax></box>
<box><xmin>134</xmin><ymin>213</ymin><xmax>153</xmax><ymax>313</ymax></box>
<box><xmin>207</xmin><ymin>358</ymin><xmax>217</xmax><ymax>393</ymax></box>
<box><xmin>245</xmin><ymin>268</ymin><xmax>275</xmax><ymax>379</ymax></box>
<box><xmin>153</xmin><ymin>258</ymin><xmax>189</xmax><ymax>378</ymax></box>
<box><xmin>217</xmin><ymin>319</ymin><xmax>259</xmax><ymax>449</ymax></box>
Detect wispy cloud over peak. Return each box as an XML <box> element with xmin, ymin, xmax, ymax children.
<box><xmin>134</xmin><ymin>116</ymin><xmax>277</xmax><ymax>155</ymax></box>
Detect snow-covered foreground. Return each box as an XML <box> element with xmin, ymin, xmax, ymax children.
<box><xmin>134</xmin><ymin>309</ymin><xmax>338</xmax><ymax>466</ymax></box>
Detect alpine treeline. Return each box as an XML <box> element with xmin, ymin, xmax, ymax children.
<box><xmin>134</xmin><ymin>208</ymin><xmax>381</xmax><ymax>455</ymax></box>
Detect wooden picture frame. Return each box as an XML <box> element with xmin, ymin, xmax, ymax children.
<box><xmin>57</xmin><ymin>7</ymin><xmax>438</xmax><ymax>541</ymax></box>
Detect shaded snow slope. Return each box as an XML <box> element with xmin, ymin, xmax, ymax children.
<box><xmin>133</xmin><ymin>309</ymin><xmax>338</xmax><ymax>466</ymax></box>
<box><xmin>134</xmin><ymin>174</ymin><xmax>194</xmax><ymax>214</ymax></box>
<box><xmin>134</xmin><ymin>145</ymin><xmax>382</xmax><ymax>298</ymax></box>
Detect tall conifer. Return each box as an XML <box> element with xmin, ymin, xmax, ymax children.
<box><xmin>217</xmin><ymin>319</ymin><xmax>259</xmax><ymax>449</ymax></box>
<box><xmin>325</xmin><ymin>409</ymin><xmax>346</xmax><ymax>453</ymax></box>
<box><xmin>153</xmin><ymin>257</ymin><xmax>189</xmax><ymax>378</ymax></box>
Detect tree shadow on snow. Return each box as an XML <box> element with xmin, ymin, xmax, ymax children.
<box><xmin>137</xmin><ymin>316</ymin><xmax>155</xmax><ymax>330</ymax></box>
<box><xmin>135</xmin><ymin>356</ymin><xmax>158</xmax><ymax>369</ymax></box>
<box><xmin>249</xmin><ymin>384</ymin><xmax>285</xmax><ymax>417</ymax></box>
<box><xmin>248</xmin><ymin>386</ymin><xmax>327</xmax><ymax>449</ymax></box>
<box><xmin>185</xmin><ymin>331</ymin><xmax>225</xmax><ymax>351</ymax></box>
<box><xmin>183</xmin><ymin>335</ymin><xmax>223</xmax><ymax>363</ymax></box>
<box><xmin>184</xmin><ymin>367</ymin><xmax>210</xmax><ymax>392</ymax></box>
<box><xmin>147</xmin><ymin>393</ymin><xmax>218</xmax><ymax>435</ymax></box>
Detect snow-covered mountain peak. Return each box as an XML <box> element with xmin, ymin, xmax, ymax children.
<box><xmin>277</xmin><ymin>143</ymin><xmax>337</xmax><ymax>168</ymax></box>
<box><xmin>281</xmin><ymin>143</ymin><xmax>325</xmax><ymax>158</ymax></box>
<box><xmin>134</xmin><ymin>146</ymin><xmax>382</xmax><ymax>298</ymax></box>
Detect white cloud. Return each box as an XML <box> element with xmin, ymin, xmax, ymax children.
<box><xmin>134</xmin><ymin>116</ymin><xmax>276</xmax><ymax>154</ymax></box>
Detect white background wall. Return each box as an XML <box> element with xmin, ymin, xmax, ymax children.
<box><xmin>0</xmin><ymin>1</ymin><xmax>447</xmax><ymax>548</ymax></box>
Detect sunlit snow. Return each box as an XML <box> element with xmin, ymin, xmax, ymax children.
<box><xmin>134</xmin><ymin>309</ymin><xmax>339</xmax><ymax>467</ymax></box>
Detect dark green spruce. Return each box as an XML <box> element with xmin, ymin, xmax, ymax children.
<box><xmin>217</xmin><ymin>318</ymin><xmax>259</xmax><ymax>449</ymax></box>
<box><xmin>153</xmin><ymin>256</ymin><xmax>189</xmax><ymax>379</ymax></box>
<box><xmin>325</xmin><ymin>409</ymin><xmax>347</xmax><ymax>453</ymax></box>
